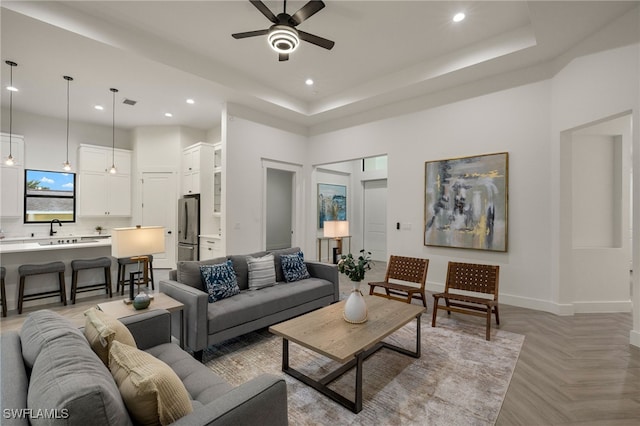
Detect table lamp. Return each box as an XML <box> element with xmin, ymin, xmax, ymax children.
<box><xmin>323</xmin><ymin>220</ymin><xmax>349</xmax><ymax>264</ymax></box>
<box><xmin>111</xmin><ymin>225</ymin><xmax>165</xmax><ymax>303</ymax></box>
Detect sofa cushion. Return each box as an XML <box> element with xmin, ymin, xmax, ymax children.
<box><xmin>20</xmin><ymin>309</ymin><xmax>86</xmax><ymax>370</ymax></box>
<box><xmin>109</xmin><ymin>341</ymin><xmax>193</xmax><ymax>426</ymax></box>
<box><xmin>229</xmin><ymin>251</ymin><xmax>268</xmax><ymax>291</ymax></box>
<box><xmin>207</xmin><ymin>277</ymin><xmax>334</xmax><ymax>334</ymax></box>
<box><xmin>247</xmin><ymin>254</ymin><xmax>276</xmax><ymax>290</ymax></box>
<box><xmin>146</xmin><ymin>343</ymin><xmax>233</xmax><ymax>405</ymax></box>
<box><xmin>201</xmin><ymin>260</ymin><xmax>241</xmax><ymax>303</ymax></box>
<box><xmin>281</xmin><ymin>251</ymin><xmax>311</xmax><ymax>282</ymax></box>
<box><xmin>177</xmin><ymin>257</ymin><xmax>227</xmax><ymax>291</ymax></box>
<box><xmin>269</xmin><ymin>247</ymin><xmax>301</xmax><ymax>283</ymax></box>
<box><xmin>84</xmin><ymin>307</ymin><xmax>137</xmax><ymax>366</ymax></box>
<box><xmin>26</xmin><ymin>311</ymin><xmax>132</xmax><ymax>426</ymax></box>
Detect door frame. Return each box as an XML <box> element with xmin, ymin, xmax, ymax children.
<box><xmin>261</xmin><ymin>159</ymin><xmax>303</xmax><ymax>250</ymax></box>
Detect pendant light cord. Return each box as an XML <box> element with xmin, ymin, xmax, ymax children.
<box><xmin>110</xmin><ymin>87</ymin><xmax>118</xmax><ymax>170</ymax></box>
<box><xmin>8</xmin><ymin>62</ymin><xmax>14</xmax><ymax>158</ymax></box>
<box><xmin>64</xmin><ymin>76</ymin><xmax>72</xmax><ymax>166</ymax></box>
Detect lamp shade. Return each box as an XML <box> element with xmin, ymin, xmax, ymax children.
<box><xmin>111</xmin><ymin>226</ymin><xmax>165</xmax><ymax>258</ymax></box>
<box><xmin>324</xmin><ymin>220</ymin><xmax>349</xmax><ymax>238</ymax></box>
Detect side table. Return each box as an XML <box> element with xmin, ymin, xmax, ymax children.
<box><xmin>97</xmin><ymin>292</ymin><xmax>185</xmax><ymax>348</ymax></box>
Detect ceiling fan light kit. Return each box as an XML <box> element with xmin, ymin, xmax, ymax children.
<box><xmin>268</xmin><ymin>25</ymin><xmax>299</xmax><ymax>54</ymax></box>
<box><xmin>232</xmin><ymin>0</ymin><xmax>334</xmax><ymax>61</ymax></box>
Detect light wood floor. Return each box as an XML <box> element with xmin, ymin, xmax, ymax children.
<box><xmin>2</xmin><ymin>265</ymin><xmax>639</xmax><ymax>425</ymax></box>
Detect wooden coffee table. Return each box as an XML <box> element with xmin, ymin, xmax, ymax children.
<box><xmin>269</xmin><ymin>295</ymin><xmax>425</xmax><ymax>413</ymax></box>
<box><xmin>97</xmin><ymin>293</ymin><xmax>185</xmax><ymax>348</ymax></box>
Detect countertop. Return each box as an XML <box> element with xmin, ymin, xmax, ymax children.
<box><xmin>0</xmin><ymin>237</ymin><xmax>111</xmax><ymax>254</ymax></box>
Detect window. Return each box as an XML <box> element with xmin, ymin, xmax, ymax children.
<box><xmin>24</xmin><ymin>169</ymin><xmax>76</xmax><ymax>223</ymax></box>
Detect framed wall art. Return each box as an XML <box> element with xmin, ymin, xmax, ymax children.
<box><xmin>424</xmin><ymin>152</ymin><xmax>508</xmax><ymax>252</ymax></box>
<box><xmin>318</xmin><ymin>183</ymin><xmax>346</xmax><ymax>229</ymax></box>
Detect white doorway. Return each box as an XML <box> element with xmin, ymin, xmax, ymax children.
<box><xmin>266</xmin><ymin>168</ymin><xmax>293</xmax><ymax>250</ymax></box>
<box><xmin>363</xmin><ymin>179</ymin><xmax>387</xmax><ymax>261</ymax></box>
<box><xmin>141</xmin><ymin>171</ymin><xmax>177</xmax><ymax>269</ymax></box>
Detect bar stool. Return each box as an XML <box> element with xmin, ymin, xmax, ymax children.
<box><xmin>116</xmin><ymin>255</ymin><xmax>155</xmax><ymax>296</ymax></box>
<box><xmin>18</xmin><ymin>261</ymin><xmax>66</xmax><ymax>314</ymax></box>
<box><xmin>1</xmin><ymin>266</ymin><xmax>7</xmax><ymax>317</ymax></box>
<box><xmin>70</xmin><ymin>257</ymin><xmax>113</xmax><ymax>304</ymax></box>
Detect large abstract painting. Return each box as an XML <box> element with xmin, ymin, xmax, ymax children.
<box><xmin>424</xmin><ymin>152</ymin><xmax>508</xmax><ymax>251</ymax></box>
<box><xmin>318</xmin><ymin>183</ymin><xmax>346</xmax><ymax>229</ymax></box>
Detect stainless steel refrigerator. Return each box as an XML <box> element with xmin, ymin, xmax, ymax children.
<box><xmin>177</xmin><ymin>195</ymin><xmax>200</xmax><ymax>261</ymax></box>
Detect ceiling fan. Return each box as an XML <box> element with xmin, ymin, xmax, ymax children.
<box><xmin>232</xmin><ymin>0</ymin><xmax>335</xmax><ymax>61</ymax></box>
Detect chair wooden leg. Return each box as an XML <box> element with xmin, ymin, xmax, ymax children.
<box><xmin>105</xmin><ymin>267</ymin><xmax>113</xmax><ymax>298</ymax></box>
<box><xmin>71</xmin><ymin>270</ymin><xmax>78</xmax><ymax>304</ymax></box>
<box><xmin>369</xmin><ymin>285</ymin><xmax>375</xmax><ymax>296</ymax></box>
<box><xmin>431</xmin><ymin>296</ymin><xmax>439</xmax><ymax>327</ymax></box>
<box><xmin>149</xmin><ymin>261</ymin><xmax>155</xmax><ymax>291</ymax></box>
<box><xmin>18</xmin><ymin>276</ymin><xmax>25</xmax><ymax>315</ymax></box>
<box><xmin>1</xmin><ymin>278</ymin><xmax>7</xmax><ymax>317</ymax></box>
<box><xmin>494</xmin><ymin>305</ymin><xmax>500</xmax><ymax>325</ymax></box>
<box><xmin>59</xmin><ymin>272</ymin><xmax>67</xmax><ymax>306</ymax></box>
<box><xmin>445</xmin><ymin>298</ymin><xmax>451</xmax><ymax>315</ymax></box>
<box><xmin>419</xmin><ymin>291</ymin><xmax>427</xmax><ymax>308</ymax></box>
<box><xmin>485</xmin><ymin>307</ymin><xmax>491</xmax><ymax>341</ymax></box>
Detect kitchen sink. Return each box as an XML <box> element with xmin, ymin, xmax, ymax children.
<box><xmin>38</xmin><ymin>239</ymin><xmax>99</xmax><ymax>246</ymax></box>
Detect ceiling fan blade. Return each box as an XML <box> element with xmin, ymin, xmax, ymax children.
<box><xmin>298</xmin><ymin>30</ymin><xmax>334</xmax><ymax>50</ymax></box>
<box><xmin>249</xmin><ymin>0</ymin><xmax>278</xmax><ymax>23</ymax></box>
<box><xmin>290</xmin><ymin>1</ymin><xmax>325</xmax><ymax>26</ymax></box>
<box><xmin>279</xmin><ymin>53</ymin><xmax>289</xmax><ymax>62</ymax></box>
<box><xmin>232</xmin><ymin>29</ymin><xmax>269</xmax><ymax>39</ymax></box>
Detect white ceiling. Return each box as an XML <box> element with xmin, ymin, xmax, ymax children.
<box><xmin>1</xmin><ymin>1</ymin><xmax>638</xmax><ymax>132</ymax></box>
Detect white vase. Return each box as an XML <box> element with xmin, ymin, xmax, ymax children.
<box><xmin>343</xmin><ymin>281</ymin><xmax>368</xmax><ymax>323</ymax></box>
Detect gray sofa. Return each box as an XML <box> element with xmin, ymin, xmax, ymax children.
<box><xmin>159</xmin><ymin>247</ymin><xmax>339</xmax><ymax>361</ymax></box>
<box><xmin>0</xmin><ymin>309</ymin><xmax>288</xmax><ymax>426</ymax></box>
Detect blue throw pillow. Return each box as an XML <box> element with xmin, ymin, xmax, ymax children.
<box><xmin>281</xmin><ymin>251</ymin><xmax>311</xmax><ymax>283</ymax></box>
<box><xmin>200</xmin><ymin>260</ymin><xmax>240</xmax><ymax>303</ymax></box>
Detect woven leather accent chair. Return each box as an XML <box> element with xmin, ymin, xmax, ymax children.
<box><xmin>368</xmin><ymin>255</ymin><xmax>429</xmax><ymax>307</ymax></box>
<box><xmin>431</xmin><ymin>261</ymin><xmax>500</xmax><ymax>340</ymax></box>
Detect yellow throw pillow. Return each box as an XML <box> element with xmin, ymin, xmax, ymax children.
<box><xmin>84</xmin><ymin>307</ymin><xmax>137</xmax><ymax>366</ymax></box>
<box><xmin>109</xmin><ymin>340</ymin><xmax>193</xmax><ymax>426</ymax></box>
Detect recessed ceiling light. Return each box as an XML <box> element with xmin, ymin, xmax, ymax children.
<box><xmin>305</xmin><ymin>78</ymin><xmax>314</xmax><ymax>86</ymax></box>
<box><xmin>164</xmin><ymin>112</ymin><xmax>173</xmax><ymax>117</ymax></box>
<box><xmin>186</xmin><ymin>98</ymin><xmax>195</xmax><ymax>104</ymax></box>
<box><xmin>453</xmin><ymin>12</ymin><xmax>466</xmax><ymax>22</ymax></box>
<box><xmin>94</xmin><ymin>105</ymin><xmax>104</xmax><ymax>110</ymax></box>
<box><xmin>6</xmin><ymin>86</ymin><xmax>18</xmax><ymax>92</ymax></box>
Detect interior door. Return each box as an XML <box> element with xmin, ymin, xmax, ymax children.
<box><xmin>141</xmin><ymin>171</ymin><xmax>177</xmax><ymax>269</ymax></box>
<box><xmin>364</xmin><ymin>179</ymin><xmax>388</xmax><ymax>261</ymax></box>
<box><xmin>266</xmin><ymin>168</ymin><xmax>293</xmax><ymax>250</ymax></box>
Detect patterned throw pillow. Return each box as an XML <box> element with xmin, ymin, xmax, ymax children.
<box><xmin>247</xmin><ymin>254</ymin><xmax>276</xmax><ymax>290</ymax></box>
<box><xmin>200</xmin><ymin>260</ymin><xmax>240</xmax><ymax>303</ymax></box>
<box><xmin>281</xmin><ymin>251</ymin><xmax>311</xmax><ymax>283</ymax></box>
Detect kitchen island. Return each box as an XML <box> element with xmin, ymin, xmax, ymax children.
<box><xmin>0</xmin><ymin>236</ymin><xmax>115</xmax><ymax>314</ymax></box>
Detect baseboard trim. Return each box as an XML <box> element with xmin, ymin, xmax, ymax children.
<box><xmin>630</xmin><ymin>330</ymin><xmax>640</xmax><ymax>348</ymax></box>
<box><xmin>426</xmin><ymin>282</ymin><xmax>632</xmax><ymax>315</ymax></box>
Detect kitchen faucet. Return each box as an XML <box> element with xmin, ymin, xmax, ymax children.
<box><xmin>50</xmin><ymin>219</ymin><xmax>62</xmax><ymax>236</ymax></box>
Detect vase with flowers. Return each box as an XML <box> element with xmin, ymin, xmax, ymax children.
<box><xmin>338</xmin><ymin>249</ymin><xmax>372</xmax><ymax>323</ymax></box>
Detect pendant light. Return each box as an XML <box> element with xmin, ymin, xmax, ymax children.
<box><xmin>4</xmin><ymin>60</ymin><xmax>17</xmax><ymax>166</ymax></box>
<box><xmin>109</xmin><ymin>88</ymin><xmax>118</xmax><ymax>174</ymax></box>
<box><xmin>62</xmin><ymin>75</ymin><xmax>73</xmax><ymax>171</ymax></box>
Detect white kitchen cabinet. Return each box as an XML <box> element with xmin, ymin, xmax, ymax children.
<box><xmin>213</xmin><ymin>143</ymin><xmax>222</xmax><ymax>215</ymax></box>
<box><xmin>78</xmin><ymin>144</ymin><xmax>132</xmax><ymax>217</ymax></box>
<box><xmin>199</xmin><ymin>237</ymin><xmax>223</xmax><ymax>260</ymax></box>
<box><xmin>1</xmin><ymin>165</ymin><xmax>21</xmax><ymax>217</ymax></box>
<box><xmin>1</xmin><ymin>133</ymin><xmax>24</xmax><ymax>218</ymax></box>
<box><xmin>182</xmin><ymin>143</ymin><xmax>210</xmax><ymax>196</ymax></box>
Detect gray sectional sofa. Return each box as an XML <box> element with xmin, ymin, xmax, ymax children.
<box><xmin>0</xmin><ymin>309</ymin><xmax>288</xmax><ymax>426</ymax></box>
<box><xmin>159</xmin><ymin>247</ymin><xmax>339</xmax><ymax>361</ymax></box>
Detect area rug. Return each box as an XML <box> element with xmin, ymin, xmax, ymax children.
<box><xmin>204</xmin><ymin>316</ymin><xmax>524</xmax><ymax>425</ymax></box>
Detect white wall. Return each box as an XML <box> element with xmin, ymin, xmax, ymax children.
<box><xmin>0</xmin><ymin>109</ymin><xmax>132</xmax><ymax>237</ymax></box>
<box><xmin>308</xmin><ymin>81</ymin><xmax>554</xmax><ymax>311</ymax></box>
<box><xmin>223</xmin><ymin>105</ymin><xmax>308</xmax><ymax>254</ymax></box>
